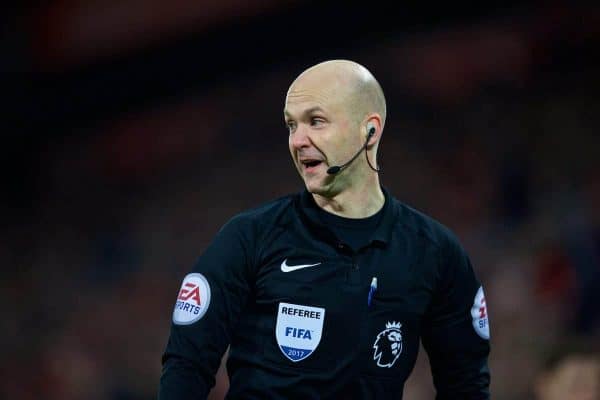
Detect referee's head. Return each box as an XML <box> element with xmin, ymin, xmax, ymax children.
<box><xmin>284</xmin><ymin>60</ymin><xmax>386</xmax><ymax>198</ymax></box>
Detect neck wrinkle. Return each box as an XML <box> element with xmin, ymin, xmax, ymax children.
<box><xmin>312</xmin><ymin>174</ymin><xmax>384</xmax><ymax>219</ymax></box>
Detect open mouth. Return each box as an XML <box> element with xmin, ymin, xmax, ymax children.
<box><xmin>302</xmin><ymin>160</ymin><xmax>322</xmax><ymax>168</ymax></box>
<box><xmin>300</xmin><ymin>159</ymin><xmax>324</xmax><ymax>173</ymax></box>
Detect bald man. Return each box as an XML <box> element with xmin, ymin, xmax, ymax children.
<box><xmin>159</xmin><ymin>60</ymin><xmax>491</xmax><ymax>399</ymax></box>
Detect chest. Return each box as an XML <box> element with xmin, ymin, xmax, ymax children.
<box><xmin>248</xmin><ymin>231</ymin><xmax>438</xmax><ymax>378</ymax></box>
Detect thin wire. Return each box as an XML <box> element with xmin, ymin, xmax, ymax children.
<box><xmin>365</xmin><ymin>147</ymin><xmax>381</xmax><ymax>173</ymax></box>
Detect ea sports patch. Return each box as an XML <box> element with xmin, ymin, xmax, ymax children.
<box><xmin>172</xmin><ymin>273</ymin><xmax>211</xmax><ymax>325</ymax></box>
<box><xmin>275</xmin><ymin>302</ymin><xmax>325</xmax><ymax>362</ymax></box>
<box><xmin>471</xmin><ymin>286</ymin><xmax>490</xmax><ymax>339</ymax></box>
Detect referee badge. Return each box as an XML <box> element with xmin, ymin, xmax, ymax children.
<box><xmin>275</xmin><ymin>302</ymin><xmax>325</xmax><ymax>362</ymax></box>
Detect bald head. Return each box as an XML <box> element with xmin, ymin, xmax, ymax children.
<box><xmin>287</xmin><ymin>60</ymin><xmax>386</xmax><ymax>128</ymax></box>
<box><xmin>285</xmin><ymin>60</ymin><xmax>386</xmax><ymax>201</ymax></box>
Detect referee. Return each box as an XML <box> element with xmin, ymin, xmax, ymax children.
<box><xmin>159</xmin><ymin>60</ymin><xmax>491</xmax><ymax>399</ymax></box>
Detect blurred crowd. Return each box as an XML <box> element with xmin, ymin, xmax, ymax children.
<box><xmin>2</xmin><ymin>9</ymin><xmax>599</xmax><ymax>400</ymax></box>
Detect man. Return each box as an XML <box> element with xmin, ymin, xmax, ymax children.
<box><xmin>534</xmin><ymin>340</ymin><xmax>599</xmax><ymax>400</ymax></box>
<box><xmin>159</xmin><ymin>60</ymin><xmax>491</xmax><ymax>399</ymax></box>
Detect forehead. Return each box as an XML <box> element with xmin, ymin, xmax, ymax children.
<box><xmin>284</xmin><ymin>80</ymin><xmax>347</xmax><ymax>118</ymax></box>
<box><xmin>284</xmin><ymin>91</ymin><xmax>331</xmax><ymax>117</ymax></box>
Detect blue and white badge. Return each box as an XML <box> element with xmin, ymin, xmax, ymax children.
<box><xmin>471</xmin><ymin>286</ymin><xmax>490</xmax><ymax>339</ymax></box>
<box><xmin>275</xmin><ymin>302</ymin><xmax>325</xmax><ymax>362</ymax></box>
<box><xmin>172</xmin><ymin>273</ymin><xmax>211</xmax><ymax>325</ymax></box>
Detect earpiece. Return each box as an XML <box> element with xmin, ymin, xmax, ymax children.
<box><xmin>367</xmin><ymin>123</ymin><xmax>375</xmax><ymax>137</ymax></box>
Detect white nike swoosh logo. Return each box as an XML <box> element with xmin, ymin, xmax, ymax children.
<box><xmin>280</xmin><ymin>259</ymin><xmax>322</xmax><ymax>272</ymax></box>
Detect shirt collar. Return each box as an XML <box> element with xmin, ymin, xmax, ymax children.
<box><xmin>296</xmin><ymin>186</ymin><xmax>396</xmax><ymax>247</ymax></box>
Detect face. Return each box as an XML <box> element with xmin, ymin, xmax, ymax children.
<box><xmin>536</xmin><ymin>357</ymin><xmax>600</xmax><ymax>400</ymax></box>
<box><xmin>284</xmin><ymin>75</ymin><xmax>363</xmax><ymax>196</ymax></box>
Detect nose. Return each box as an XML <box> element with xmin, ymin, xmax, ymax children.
<box><xmin>290</xmin><ymin>125</ymin><xmax>311</xmax><ymax>150</ymax></box>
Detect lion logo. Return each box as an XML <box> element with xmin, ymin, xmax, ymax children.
<box><xmin>373</xmin><ymin>321</ymin><xmax>403</xmax><ymax>368</ymax></box>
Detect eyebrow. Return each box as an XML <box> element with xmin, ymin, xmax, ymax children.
<box><xmin>284</xmin><ymin>106</ymin><xmax>327</xmax><ymax>118</ymax></box>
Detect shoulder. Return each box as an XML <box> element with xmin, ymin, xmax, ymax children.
<box><xmin>392</xmin><ymin>199</ymin><xmax>477</xmax><ymax>292</ymax></box>
<box><xmin>392</xmin><ymin>197</ymin><xmax>464</xmax><ymax>255</ymax></box>
<box><xmin>220</xmin><ymin>193</ymin><xmax>298</xmax><ymax>235</ymax></box>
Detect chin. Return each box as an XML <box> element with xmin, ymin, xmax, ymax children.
<box><xmin>304</xmin><ymin>181</ymin><xmax>320</xmax><ymax>193</ymax></box>
<box><xmin>304</xmin><ymin>179</ymin><xmax>333</xmax><ymax>197</ymax></box>
<box><xmin>303</xmin><ymin>179</ymin><xmax>323</xmax><ymax>194</ymax></box>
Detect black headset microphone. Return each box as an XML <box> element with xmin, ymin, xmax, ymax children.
<box><xmin>326</xmin><ymin>125</ymin><xmax>380</xmax><ymax>175</ymax></box>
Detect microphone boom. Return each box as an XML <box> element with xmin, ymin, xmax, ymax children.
<box><xmin>327</xmin><ymin>127</ymin><xmax>376</xmax><ymax>175</ymax></box>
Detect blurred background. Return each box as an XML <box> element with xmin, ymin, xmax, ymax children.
<box><xmin>2</xmin><ymin>1</ymin><xmax>599</xmax><ymax>399</ymax></box>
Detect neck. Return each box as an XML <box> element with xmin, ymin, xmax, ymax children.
<box><xmin>312</xmin><ymin>173</ymin><xmax>384</xmax><ymax>218</ymax></box>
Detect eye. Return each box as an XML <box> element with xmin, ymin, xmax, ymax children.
<box><xmin>286</xmin><ymin>120</ymin><xmax>296</xmax><ymax>133</ymax></box>
<box><xmin>310</xmin><ymin>117</ymin><xmax>326</xmax><ymax>127</ymax></box>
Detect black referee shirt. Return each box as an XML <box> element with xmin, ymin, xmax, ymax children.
<box><xmin>159</xmin><ymin>187</ymin><xmax>491</xmax><ymax>399</ymax></box>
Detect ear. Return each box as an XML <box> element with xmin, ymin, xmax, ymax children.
<box><xmin>364</xmin><ymin>114</ymin><xmax>383</xmax><ymax>146</ymax></box>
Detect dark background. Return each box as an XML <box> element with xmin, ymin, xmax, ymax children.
<box><xmin>2</xmin><ymin>1</ymin><xmax>599</xmax><ymax>399</ymax></box>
